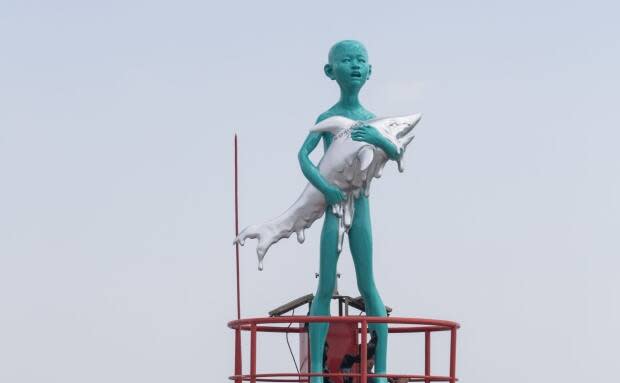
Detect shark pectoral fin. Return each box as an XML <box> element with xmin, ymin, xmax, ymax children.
<box><xmin>358</xmin><ymin>146</ymin><xmax>374</xmax><ymax>171</ymax></box>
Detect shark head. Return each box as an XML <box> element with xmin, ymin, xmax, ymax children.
<box><xmin>376</xmin><ymin>113</ymin><xmax>421</xmax><ymax>146</ymax></box>
<box><xmin>370</xmin><ymin>113</ymin><xmax>422</xmax><ymax>172</ymax></box>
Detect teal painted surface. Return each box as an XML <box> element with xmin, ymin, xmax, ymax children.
<box><xmin>298</xmin><ymin>40</ymin><xmax>391</xmax><ymax>383</ymax></box>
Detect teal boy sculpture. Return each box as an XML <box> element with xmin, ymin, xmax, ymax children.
<box><xmin>303</xmin><ymin>41</ymin><xmax>391</xmax><ymax>383</ymax></box>
<box><xmin>235</xmin><ymin>40</ymin><xmax>421</xmax><ymax>383</ymax></box>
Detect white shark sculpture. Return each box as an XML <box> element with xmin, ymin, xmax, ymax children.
<box><xmin>235</xmin><ymin>113</ymin><xmax>422</xmax><ymax>270</ymax></box>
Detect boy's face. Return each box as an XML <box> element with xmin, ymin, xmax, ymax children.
<box><xmin>325</xmin><ymin>41</ymin><xmax>371</xmax><ymax>90</ymax></box>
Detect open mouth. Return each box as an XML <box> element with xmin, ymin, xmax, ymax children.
<box><xmin>351</xmin><ymin>71</ymin><xmax>362</xmax><ymax>78</ymax></box>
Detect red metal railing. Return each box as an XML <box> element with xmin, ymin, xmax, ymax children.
<box><xmin>228</xmin><ymin>316</ymin><xmax>459</xmax><ymax>383</ymax></box>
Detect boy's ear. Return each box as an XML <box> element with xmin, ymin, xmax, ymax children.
<box><xmin>324</xmin><ymin>63</ymin><xmax>335</xmax><ymax>80</ymax></box>
<box><xmin>367</xmin><ymin>64</ymin><xmax>372</xmax><ymax>80</ymax></box>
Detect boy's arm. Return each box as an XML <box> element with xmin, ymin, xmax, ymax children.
<box><xmin>298</xmin><ymin>132</ymin><xmax>346</xmax><ymax>205</ymax></box>
<box><xmin>351</xmin><ymin>125</ymin><xmax>401</xmax><ymax>160</ymax></box>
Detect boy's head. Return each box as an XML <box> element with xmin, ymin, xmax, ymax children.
<box><xmin>324</xmin><ymin>40</ymin><xmax>371</xmax><ymax>90</ymax></box>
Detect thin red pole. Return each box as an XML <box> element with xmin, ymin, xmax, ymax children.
<box><xmin>360</xmin><ymin>320</ymin><xmax>368</xmax><ymax>383</ymax></box>
<box><xmin>424</xmin><ymin>331</ymin><xmax>430</xmax><ymax>383</ymax></box>
<box><xmin>234</xmin><ymin>134</ymin><xmax>241</xmax><ymax>320</ymax></box>
<box><xmin>234</xmin><ymin>135</ymin><xmax>243</xmax><ymax>383</ymax></box>
<box><xmin>234</xmin><ymin>330</ymin><xmax>242</xmax><ymax>383</ymax></box>
<box><xmin>449</xmin><ymin>328</ymin><xmax>457</xmax><ymax>383</ymax></box>
<box><xmin>250</xmin><ymin>323</ymin><xmax>257</xmax><ymax>383</ymax></box>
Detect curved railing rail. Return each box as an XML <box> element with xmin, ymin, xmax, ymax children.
<box><xmin>228</xmin><ymin>316</ymin><xmax>459</xmax><ymax>383</ymax></box>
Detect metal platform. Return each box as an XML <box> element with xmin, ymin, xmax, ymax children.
<box><xmin>228</xmin><ymin>316</ymin><xmax>459</xmax><ymax>383</ymax></box>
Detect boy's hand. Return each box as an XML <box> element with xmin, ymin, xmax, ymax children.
<box><xmin>322</xmin><ymin>183</ymin><xmax>346</xmax><ymax>206</ymax></box>
<box><xmin>352</xmin><ymin>123</ymin><xmax>401</xmax><ymax>161</ymax></box>
<box><xmin>351</xmin><ymin>124</ymin><xmax>381</xmax><ymax>146</ymax></box>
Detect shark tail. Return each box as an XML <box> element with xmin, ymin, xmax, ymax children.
<box><xmin>234</xmin><ymin>186</ymin><xmax>326</xmax><ymax>270</ymax></box>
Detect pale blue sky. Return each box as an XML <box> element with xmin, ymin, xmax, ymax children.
<box><xmin>1</xmin><ymin>1</ymin><xmax>618</xmax><ymax>382</ymax></box>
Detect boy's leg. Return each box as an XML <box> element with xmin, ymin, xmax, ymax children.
<box><xmin>309</xmin><ymin>209</ymin><xmax>340</xmax><ymax>383</ymax></box>
<box><xmin>348</xmin><ymin>196</ymin><xmax>388</xmax><ymax>383</ymax></box>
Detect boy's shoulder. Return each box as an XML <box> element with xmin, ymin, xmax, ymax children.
<box><xmin>315</xmin><ymin>109</ymin><xmax>339</xmax><ymax>124</ymax></box>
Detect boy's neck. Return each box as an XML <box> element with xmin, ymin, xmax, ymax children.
<box><xmin>337</xmin><ymin>89</ymin><xmax>362</xmax><ymax>110</ymax></box>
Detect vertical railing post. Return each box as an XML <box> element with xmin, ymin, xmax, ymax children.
<box><xmin>360</xmin><ymin>320</ymin><xmax>368</xmax><ymax>383</ymax></box>
<box><xmin>424</xmin><ymin>331</ymin><xmax>430</xmax><ymax>383</ymax></box>
<box><xmin>235</xmin><ymin>328</ymin><xmax>242</xmax><ymax>383</ymax></box>
<box><xmin>250</xmin><ymin>323</ymin><xmax>257</xmax><ymax>383</ymax></box>
<box><xmin>449</xmin><ymin>328</ymin><xmax>457</xmax><ymax>383</ymax></box>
